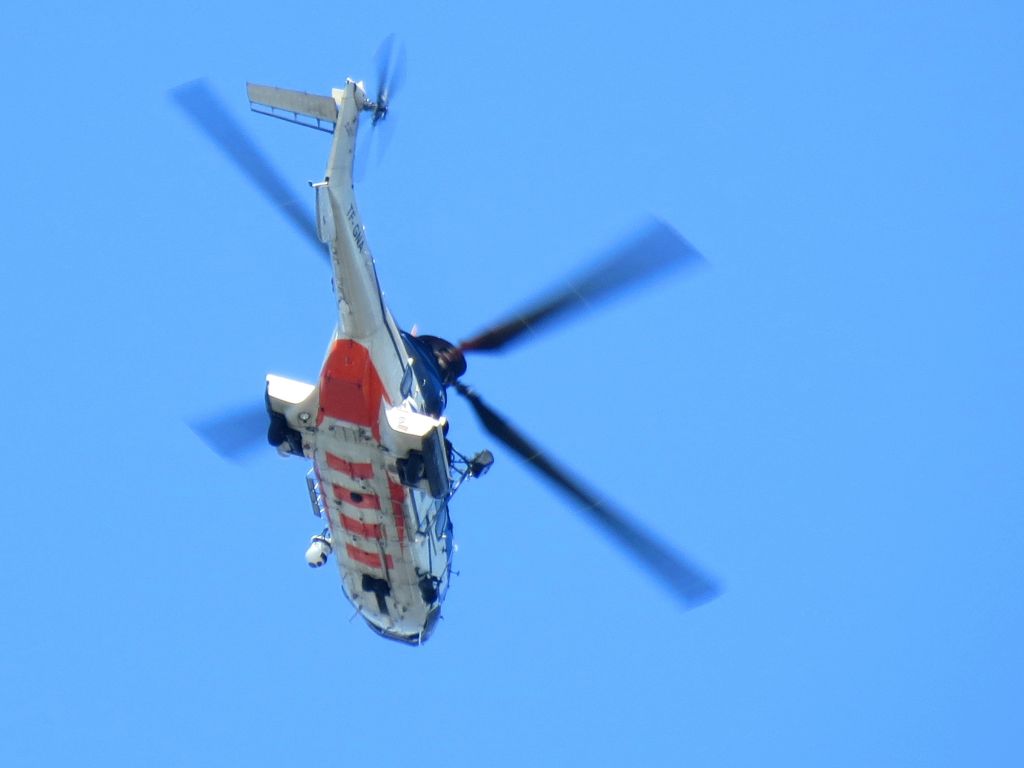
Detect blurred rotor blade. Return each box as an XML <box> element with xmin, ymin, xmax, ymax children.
<box><xmin>354</xmin><ymin>109</ymin><xmax>399</xmax><ymax>183</ymax></box>
<box><xmin>375</xmin><ymin>111</ymin><xmax>398</xmax><ymax>165</ymax></box>
<box><xmin>353</xmin><ymin>120</ymin><xmax>375</xmax><ymax>183</ymax></box>
<box><xmin>171</xmin><ymin>79</ymin><xmax>324</xmax><ymax>260</ymax></box>
<box><xmin>455</xmin><ymin>384</ymin><xmax>719</xmax><ymax>608</ymax></box>
<box><xmin>356</xmin><ymin>36</ymin><xmax>405</xmax><ymax>180</ymax></box>
<box><xmin>374</xmin><ymin>33</ymin><xmax>407</xmax><ymax>107</ymax></box>
<box><xmin>189</xmin><ymin>403</ymin><xmax>268</xmax><ymax>461</ymax></box>
<box><xmin>459</xmin><ymin>218</ymin><xmax>703</xmax><ymax>353</ymax></box>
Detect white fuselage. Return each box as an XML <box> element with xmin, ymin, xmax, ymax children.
<box><xmin>275</xmin><ymin>81</ymin><xmax>453</xmax><ymax>644</ymax></box>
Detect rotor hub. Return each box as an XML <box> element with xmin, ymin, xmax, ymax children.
<box><xmin>415</xmin><ymin>335</ymin><xmax>467</xmax><ymax>386</ymax></box>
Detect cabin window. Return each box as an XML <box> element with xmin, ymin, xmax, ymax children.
<box><xmin>433</xmin><ymin>503</ymin><xmax>450</xmax><ymax>539</ymax></box>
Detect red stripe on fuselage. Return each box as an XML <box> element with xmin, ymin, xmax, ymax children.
<box><xmin>388</xmin><ymin>480</ymin><xmax>407</xmax><ymax>550</ymax></box>
<box><xmin>340</xmin><ymin>513</ymin><xmax>383</xmax><ymax>539</ymax></box>
<box><xmin>317</xmin><ymin>339</ymin><xmax>389</xmax><ymax>440</ymax></box>
<box><xmin>345</xmin><ymin>543</ymin><xmax>393</xmax><ymax>571</ymax></box>
<box><xmin>326</xmin><ymin>453</ymin><xmax>375</xmax><ymax>480</ymax></box>
<box><xmin>332</xmin><ymin>484</ymin><xmax>381</xmax><ymax>510</ymax></box>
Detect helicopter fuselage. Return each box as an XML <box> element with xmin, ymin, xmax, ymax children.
<box><xmin>176</xmin><ymin>67</ymin><xmax>718</xmax><ymax>642</ymax></box>
<box><xmin>263</xmin><ymin>80</ymin><xmax>455</xmax><ymax>645</ymax></box>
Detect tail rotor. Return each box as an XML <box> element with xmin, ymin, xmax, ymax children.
<box><xmin>357</xmin><ymin>34</ymin><xmax>407</xmax><ymax>179</ymax></box>
<box><xmin>371</xmin><ymin>33</ymin><xmax>406</xmax><ymax>125</ymax></box>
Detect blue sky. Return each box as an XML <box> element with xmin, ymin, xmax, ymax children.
<box><xmin>2</xmin><ymin>2</ymin><xmax>1022</xmax><ymax>766</ymax></box>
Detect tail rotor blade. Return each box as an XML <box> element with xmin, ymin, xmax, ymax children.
<box><xmin>358</xmin><ymin>36</ymin><xmax>406</xmax><ymax>178</ymax></box>
<box><xmin>170</xmin><ymin>79</ymin><xmax>324</xmax><ymax>259</ymax></box>
<box><xmin>375</xmin><ymin>112</ymin><xmax>398</xmax><ymax>165</ymax></box>
<box><xmin>455</xmin><ymin>384</ymin><xmax>719</xmax><ymax>608</ymax></box>
<box><xmin>354</xmin><ymin>119</ymin><xmax>376</xmax><ymax>183</ymax></box>
<box><xmin>373</xmin><ymin>33</ymin><xmax>407</xmax><ymax>107</ymax></box>
<box><xmin>374</xmin><ymin>34</ymin><xmax>395</xmax><ymax>101</ymax></box>
<box><xmin>459</xmin><ymin>218</ymin><xmax>703</xmax><ymax>353</ymax></box>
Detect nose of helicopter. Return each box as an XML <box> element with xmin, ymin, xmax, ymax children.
<box><xmin>364</xmin><ymin>606</ymin><xmax>441</xmax><ymax>646</ymax></box>
<box><xmin>421</xmin><ymin>605</ymin><xmax>442</xmax><ymax>641</ymax></box>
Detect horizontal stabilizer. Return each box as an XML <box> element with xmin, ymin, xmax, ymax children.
<box><xmin>247</xmin><ymin>83</ymin><xmax>337</xmax><ymax>133</ymax></box>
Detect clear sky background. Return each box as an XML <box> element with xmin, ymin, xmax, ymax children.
<box><xmin>2</xmin><ymin>2</ymin><xmax>1022</xmax><ymax>766</ymax></box>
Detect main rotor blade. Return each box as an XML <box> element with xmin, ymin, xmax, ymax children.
<box><xmin>459</xmin><ymin>218</ymin><xmax>703</xmax><ymax>353</ymax></box>
<box><xmin>171</xmin><ymin>79</ymin><xmax>323</xmax><ymax>259</ymax></box>
<box><xmin>456</xmin><ymin>384</ymin><xmax>719</xmax><ymax>608</ymax></box>
<box><xmin>189</xmin><ymin>403</ymin><xmax>268</xmax><ymax>461</ymax></box>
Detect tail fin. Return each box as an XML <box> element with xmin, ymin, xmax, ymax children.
<box><xmin>246</xmin><ymin>83</ymin><xmax>337</xmax><ymax>133</ymax></box>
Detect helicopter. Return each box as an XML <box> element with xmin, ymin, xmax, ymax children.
<box><xmin>173</xmin><ymin>41</ymin><xmax>718</xmax><ymax>645</ymax></box>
